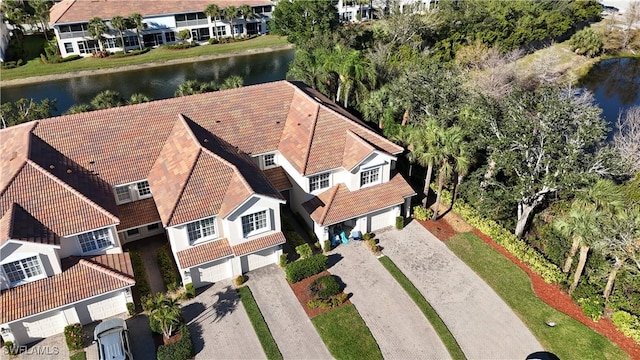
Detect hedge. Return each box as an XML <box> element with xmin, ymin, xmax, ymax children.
<box><xmin>295</xmin><ymin>243</ymin><xmax>313</xmax><ymax>259</ymax></box>
<box><xmin>64</xmin><ymin>323</ymin><xmax>84</xmax><ymax>351</ymax></box>
<box><xmin>157</xmin><ymin>245</ymin><xmax>180</xmax><ymax>291</ymax></box>
<box><xmin>612</xmin><ymin>311</ymin><xmax>640</xmax><ymax>344</ymax></box>
<box><xmin>284</xmin><ymin>231</ymin><xmax>306</xmax><ymax>248</ymax></box>
<box><xmin>129</xmin><ymin>251</ymin><xmax>151</xmax><ymax>300</ymax></box>
<box><xmin>157</xmin><ymin>324</ymin><xmax>193</xmax><ymax>360</ymax></box>
<box><xmin>413</xmin><ymin>206</ymin><xmax>432</xmax><ymax>221</ymax></box>
<box><xmin>285</xmin><ymin>254</ymin><xmax>328</xmax><ymax>283</ymax></box>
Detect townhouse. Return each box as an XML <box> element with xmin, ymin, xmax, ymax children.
<box><xmin>0</xmin><ymin>80</ymin><xmax>414</xmax><ymax>346</ymax></box>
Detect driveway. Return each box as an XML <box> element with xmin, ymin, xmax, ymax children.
<box><xmin>247</xmin><ymin>265</ymin><xmax>333</xmax><ymax>360</ymax></box>
<box><xmin>378</xmin><ymin>221</ymin><xmax>543</xmax><ymax>359</ymax></box>
<box><xmin>181</xmin><ymin>280</ymin><xmax>265</xmax><ymax>360</ymax></box>
<box><xmin>329</xmin><ymin>242</ymin><xmax>451</xmax><ymax>360</ymax></box>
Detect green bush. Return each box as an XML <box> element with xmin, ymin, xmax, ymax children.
<box><xmin>279</xmin><ymin>253</ymin><xmax>288</xmax><ymax>267</ymax></box>
<box><xmin>285</xmin><ymin>254</ymin><xmax>328</xmax><ymax>283</ymax></box>
<box><xmin>157</xmin><ymin>324</ymin><xmax>193</xmax><ymax>360</ymax></box>
<box><xmin>296</xmin><ymin>243</ymin><xmax>313</xmax><ymax>259</ymax></box>
<box><xmin>284</xmin><ymin>231</ymin><xmax>306</xmax><ymax>248</ymax></box>
<box><xmin>309</xmin><ymin>275</ymin><xmax>341</xmax><ymax>299</ymax></box>
<box><xmin>395</xmin><ymin>216</ymin><xmax>404</xmax><ymax>230</ymax></box>
<box><xmin>3</xmin><ymin>341</ymin><xmax>17</xmax><ymax>355</ymax></box>
<box><xmin>323</xmin><ymin>240</ymin><xmax>331</xmax><ymax>253</ymax></box>
<box><xmin>413</xmin><ymin>206</ymin><xmax>432</xmax><ymax>221</ymax></box>
<box><xmin>208</xmin><ymin>38</ymin><xmax>219</xmax><ymax>44</ymax></box>
<box><xmin>184</xmin><ymin>283</ymin><xmax>196</xmax><ymax>299</ymax></box>
<box><xmin>127</xmin><ymin>302</ymin><xmax>136</xmax><ymax>316</ymax></box>
<box><xmin>569</xmin><ymin>27</ymin><xmax>603</xmax><ymax>57</ymax></box>
<box><xmin>363</xmin><ymin>232</ymin><xmax>372</xmax><ymax>241</ymax></box>
<box><xmin>64</xmin><ymin>323</ymin><xmax>84</xmax><ymax>351</ymax></box>
<box><xmin>612</xmin><ymin>310</ymin><xmax>640</xmax><ymax>343</ymax></box>
<box><xmin>157</xmin><ymin>245</ymin><xmax>180</xmax><ymax>291</ymax></box>
<box><xmin>235</xmin><ymin>275</ymin><xmax>247</xmax><ymax>286</ymax></box>
<box><xmin>366</xmin><ymin>238</ymin><xmax>380</xmax><ymax>253</ymax></box>
<box><xmin>307</xmin><ymin>293</ymin><xmax>348</xmax><ymax>309</ymax></box>
<box><xmin>129</xmin><ymin>251</ymin><xmax>151</xmax><ymax>299</ymax></box>
<box><xmin>577</xmin><ymin>297</ymin><xmax>603</xmax><ymax>321</ymax></box>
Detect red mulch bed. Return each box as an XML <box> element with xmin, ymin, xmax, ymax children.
<box><xmin>416</xmin><ymin>217</ymin><xmax>458</xmax><ymax>241</ymax></box>
<box><xmin>289</xmin><ymin>270</ymin><xmax>351</xmax><ymax>319</ymax></box>
<box><xmin>419</xmin><ymin>216</ymin><xmax>640</xmax><ymax>359</ymax></box>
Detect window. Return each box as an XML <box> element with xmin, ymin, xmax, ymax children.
<box><xmin>147</xmin><ymin>223</ymin><xmax>160</xmax><ymax>231</ymax></box>
<box><xmin>115</xmin><ymin>185</ymin><xmax>131</xmax><ymax>203</ymax></box>
<box><xmin>242</xmin><ymin>210</ymin><xmax>268</xmax><ymax>236</ymax></box>
<box><xmin>234</xmin><ymin>24</ymin><xmax>244</xmax><ymax>35</ymax></box>
<box><xmin>104</xmin><ymin>38</ymin><xmax>117</xmax><ymax>49</ymax></box>
<box><xmin>64</xmin><ymin>42</ymin><xmax>74</xmax><ymax>53</ymax></box>
<box><xmin>78</xmin><ymin>228</ymin><xmax>113</xmax><ymax>253</ymax></box>
<box><xmin>309</xmin><ymin>173</ymin><xmax>330</xmax><ymax>192</ymax></box>
<box><xmin>187</xmin><ymin>217</ymin><xmax>216</xmax><ymax>244</ymax></box>
<box><xmin>2</xmin><ymin>256</ymin><xmax>43</xmax><ymax>284</ymax></box>
<box><xmin>78</xmin><ymin>40</ymin><xmax>99</xmax><ymax>54</ymax></box>
<box><xmin>216</xmin><ymin>26</ymin><xmax>227</xmax><ymax>37</ymax></box>
<box><xmin>137</xmin><ymin>180</ymin><xmax>151</xmax><ymax>197</ymax></box>
<box><xmin>263</xmin><ymin>154</ymin><xmax>276</xmax><ymax>168</ymax></box>
<box><xmin>126</xmin><ymin>228</ymin><xmax>140</xmax><ymax>237</ymax></box>
<box><xmin>360</xmin><ymin>167</ymin><xmax>380</xmax><ymax>187</ymax></box>
<box><xmin>164</xmin><ymin>31</ymin><xmax>176</xmax><ymax>43</ymax></box>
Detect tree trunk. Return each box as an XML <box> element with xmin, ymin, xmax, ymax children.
<box><xmin>231</xmin><ymin>20</ymin><xmax>235</xmax><ymax>39</ymax></box>
<box><xmin>422</xmin><ymin>161</ymin><xmax>434</xmax><ymax>207</ymax></box>
<box><xmin>563</xmin><ymin>238</ymin><xmax>580</xmax><ymax>273</ymax></box>
<box><xmin>213</xmin><ymin>20</ymin><xmax>218</xmax><ymax>40</ymax></box>
<box><xmin>401</xmin><ymin>108</ymin><xmax>410</xmax><ymax>126</ymax></box>
<box><xmin>604</xmin><ymin>258</ymin><xmax>622</xmax><ymax>301</ymax></box>
<box><xmin>119</xmin><ymin>32</ymin><xmax>126</xmax><ymax>53</ymax></box>
<box><xmin>515</xmin><ymin>201</ymin><xmax>535</xmax><ymax>238</ymax></box>
<box><xmin>137</xmin><ymin>30</ymin><xmax>143</xmax><ymax>50</ymax></box>
<box><xmin>335</xmin><ymin>81</ymin><xmax>342</xmax><ymax>103</ymax></box>
<box><xmin>451</xmin><ymin>174</ymin><xmax>463</xmax><ymax>208</ymax></box>
<box><xmin>343</xmin><ymin>84</ymin><xmax>350</xmax><ymax>108</ymax></box>
<box><xmin>569</xmin><ymin>245</ymin><xmax>589</xmax><ymax>294</ymax></box>
<box><xmin>432</xmin><ymin>170</ymin><xmax>446</xmax><ymax>220</ymax></box>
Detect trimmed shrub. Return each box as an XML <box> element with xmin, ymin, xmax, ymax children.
<box><xmin>127</xmin><ymin>302</ymin><xmax>136</xmax><ymax>316</ymax></box>
<box><xmin>577</xmin><ymin>297</ymin><xmax>603</xmax><ymax>321</ymax></box>
<box><xmin>157</xmin><ymin>324</ymin><xmax>193</xmax><ymax>360</ymax></box>
<box><xmin>323</xmin><ymin>240</ymin><xmax>331</xmax><ymax>253</ymax></box>
<box><xmin>129</xmin><ymin>251</ymin><xmax>151</xmax><ymax>299</ymax></box>
<box><xmin>3</xmin><ymin>341</ymin><xmax>17</xmax><ymax>355</ymax></box>
<box><xmin>366</xmin><ymin>238</ymin><xmax>380</xmax><ymax>253</ymax></box>
<box><xmin>184</xmin><ymin>283</ymin><xmax>196</xmax><ymax>299</ymax></box>
<box><xmin>285</xmin><ymin>254</ymin><xmax>328</xmax><ymax>283</ymax></box>
<box><xmin>309</xmin><ymin>275</ymin><xmax>341</xmax><ymax>299</ymax></box>
<box><xmin>413</xmin><ymin>206</ymin><xmax>432</xmax><ymax>221</ymax></box>
<box><xmin>395</xmin><ymin>216</ymin><xmax>404</xmax><ymax>230</ymax></box>
<box><xmin>612</xmin><ymin>310</ymin><xmax>640</xmax><ymax>343</ymax></box>
<box><xmin>284</xmin><ymin>231</ymin><xmax>306</xmax><ymax>248</ymax></box>
<box><xmin>363</xmin><ymin>232</ymin><xmax>372</xmax><ymax>241</ymax></box>
<box><xmin>64</xmin><ymin>323</ymin><xmax>84</xmax><ymax>351</ymax></box>
<box><xmin>307</xmin><ymin>293</ymin><xmax>348</xmax><ymax>309</ymax></box>
<box><xmin>279</xmin><ymin>253</ymin><xmax>288</xmax><ymax>267</ymax></box>
<box><xmin>157</xmin><ymin>245</ymin><xmax>180</xmax><ymax>291</ymax></box>
<box><xmin>295</xmin><ymin>243</ymin><xmax>313</xmax><ymax>259</ymax></box>
<box><xmin>235</xmin><ymin>275</ymin><xmax>247</xmax><ymax>286</ymax></box>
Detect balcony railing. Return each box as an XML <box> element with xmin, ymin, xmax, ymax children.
<box><xmin>175</xmin><ymin>19</ymin><xmax>209</xmax><ymax>27</ymax></box>
<box><xmin>59</xmin><ymin>30</ymin><xmax>90</xmax><ymax>39</ymax></box>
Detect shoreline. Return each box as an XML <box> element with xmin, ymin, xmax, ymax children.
<box><xmin>0</xmin><ymin>43</ymin><xmax>295</xmax><ymax>87</ymax></box>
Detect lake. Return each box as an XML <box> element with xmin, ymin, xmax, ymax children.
<box><xmin>0</xmin><ymin>48</ymin><xmax>295</xmax><ymax>116</ymax></box>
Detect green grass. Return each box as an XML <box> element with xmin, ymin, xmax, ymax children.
<box><xmin>237</xmin><ymin>286</ymin><xmax>283</xmax><ymax>360</ymax></box>
<box><xmin>447</xmin><ymin>232</ymin><xmax>629</xmax><ymax>360</ymax></box>
<box><xmin>1</xmin><ymin>35</ymin><xmax>290</xmax><ymax>81</ymax></box>
<box><xmin>69</xmin><ymin>351</ymin><xmax>87</xmax><ymax>360</ymax></box>
<box><xmin>311</xmin><ymin>304</ymin><xmax>383</xmax><ymax>360</ymax></box>
<box><xmin>379</xmin><ymin>256</ymin><xmax>466</xmax><ymax>360</ymax></box>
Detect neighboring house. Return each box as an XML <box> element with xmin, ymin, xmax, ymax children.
<box><xmin>0</xmin><ymin>11</ymin><xmax>11</xmax><ymax>62</ymax></box>
<box><xmin>48</xmin><ymin>0</ymin><xmax>274</xmax><ymax>57</ymax></box>
<box><xmin>339</xmin><ymin>0</ymin><xmax>438</xmax><ymax>21</ymax></box>
<box><xmin>0</xmin><ymin>80</ymin><xmax>414</xmax><ymax>347</ymax></box>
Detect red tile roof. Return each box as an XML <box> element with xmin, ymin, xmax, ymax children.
<box><xmin>0</xmin><ymin>253</ymin><xmax>134</xmax><ymax>323</ymax></box>
<box><xmin>302</xmin><ymin>174</ymin><xmax>416</xmax><ymax>226</ymax></box>
<box><xmin>0</xmin><ymin>203</ymin><xmax>60</xmax><ymax>246</ymax></box>
<box><xmin>176</xmin><ymin>238</ymin><xmax>233</xmax><ymax>269</ymax></box>
<box><xmin>231</xmin><ymin>231</ymin><xmax>285</xmax><ymax>256</ymax></box>
<box><xmin>50</xmin><ymin>0</ymin><xmax>273</xmax><ymax>25</ymax></box>
<box><xmin>116</xmin><ymin>198</ymin><xmax>161</xmax><ymax>231</ymax></box>
<box><xmin>263</xmin><ymin>167</ymin><xmax>292</xmax><ymax>191</ymax></box>
<box><xmin>342</xmin><ymin>130</ymin><xmax>376</xmax><ymax>171</ymax></box>
<box><xmin>0</xmin><ymin>122</ymin><xmax>35</xmax><ymax>191</ymax></box>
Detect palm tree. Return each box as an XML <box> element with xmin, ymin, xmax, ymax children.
<box><xmin>64</xmin><ymin>104</ymin><xmax>93</xmax><ymax>115</ymax></box>
<box><xmin>204</xmin><ymin>4</ymin><xmax>222</xmax><ymax>40</ymax></box>
<box><xmin>129</xmin><ymin>13</ymin><xmax>145</xmax><ymax>50</ymax></box>
<box><xmin>360</xmin><ymin>86</ymin><xmax>392</xmax><ymax>129</ymax></box>
<box><xmin>91</xmin><ymin>90</ymin><xmax>124</xmax><ymax>109</ymax></box>
<box><xmin>128</xmin><ymin>93</ymin><xmax>151</xmax><ymax>104</ymax></box>
<box><xmin>224</xmin><ymin>6</ymin><xmax>240</xmax><ymax>39</ymax></box>
<box><xmin>324</xmin><ymin>46</ymin><xmax>376</xmax><ymax>108</ymax></box>
<box><xmin>150</xmin><ymin>296</ymin><xmax>181</xmax><ymax>339</ymax></box>
<box><xmin>287</xmin><ymin>48</ymin><xmax>330</xmax><ymax>92</ymax></box>
<box><xmin>432</xmin><ymin>126</ymin><xmax>466</xmax><ymax>220</ymax></box>
<box><xmin>31</xmin><ymin>0</ymin><xmax>52</xmax><ymax>40</ymax></box>
<box><xmin>239</xmin><ymin>4</ymin><xmax>255</xmax><ymax>26</ymax></box>
<box><xmin>110</xmin><ymin>16</ymin><xmax>128</xmax><ymax>53</ymax></box>
<box><xmin>88</xmin><ymin>17</ymin><xmax>108</xmax><ymax>51</ymax></box>
<box><xmin>175</xmin><ymin>80</ymin><xmax>203</xmax><ymax>97</ymax></box>
<box><xmin>220</xmin><ymin>75</ymin><xmax>244</xmax><ymax>90</ymax></box>
<box><xmin>451</xmin><ymin>144</ymin><xmax>471</xmax><ymax>207</ymax></box>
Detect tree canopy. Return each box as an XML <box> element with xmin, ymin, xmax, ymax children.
<box><xmin>271</xmin><ymin>0</ymin><xmax>339</xmax><ymax>45</ymax></box>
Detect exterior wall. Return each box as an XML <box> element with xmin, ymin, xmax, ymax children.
<box><xmin>337</xmin><ymin>0</ymin><xmax>373</xmax><ymax>22</ymax></box>
<box><xmin>167</xmin><ymin>217</ymin><xmax>224</xmax><ymax>254</ymax></box>
<box><xmin>117</xmin><ymin>221</ymin><xmax>164</xmax><ymax>245</ymax></box>
<box><xmin>0</xmin><ymin>20</ymin><xmax>10</xmax><ymax>62</ymax></box>
<box><xmin>58</xmin><ymin>225</ymin><xmax>122</xmax><ymax>258</ymax></box>
<box><xmin>223</xmin><ymin>196</ymin><xmax>282</xmax><ymax>247</ymax></box>
<box><xmin>345</xmin><ymin>152</ymin><xmax>394</xmax><ymax>191</ymax></box>
<box><xmin>0</xmin><ymin>242</ymin><xmax>61</xmax><ymax>290</ymax></box>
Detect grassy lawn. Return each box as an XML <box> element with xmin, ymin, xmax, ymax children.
<box><xmin>379</xmin><ymin>256</ymin><xmax>466</xmax><ymax>360</ymax></box>
<box><xmin>237</xmin><ymin>286</ymin><xmax>283</xmax><ymax>360</ymax></box>
<box><xmin>1</xmin><ymin>35</ymin><xmax>290</xmax><ymax>81</ymax></box>
<box><xmin>311</xmin><ymin>304</ymin><xmax>382</xmax><ymax>360</ymax></box>
<box><xmin>447</xmin><ymin>232</ymin><xmax>629</xmax><ymax>360</ymax></box>
<box><xmin>69</xmin><ymin>351</ymin><xmax>87</xmax><ymax>360</ymax></box>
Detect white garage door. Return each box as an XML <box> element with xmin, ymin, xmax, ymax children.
<box><xmin>196</xmin><ymin>259</ymin><xmax>231</xmax><ymax>286</ymax></box>
<box><xmin>86</xmin><ymin>293</ymin><xmax>127</xmax><ymax>321</ymax></box>
<box><xmin>245</xmin><ymin>249</ymin><xmax>276</xmax><ymax>272</ymax></box>
<box><xmin>23</xmin><ymin>312</ymin><xmax>67</xmax><ymax>339</ymax></box>
<box><xmin>370</xmin><ymin>209</ymin><xmax>391</xmax><ymax>232</ymax></box>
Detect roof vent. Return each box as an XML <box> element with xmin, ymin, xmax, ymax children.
<box><xmin>276</xmin><ymin>121</ymin><xmax>280</xmax><ymax>124</ymax></box>
<box><xmin>9</xmin><ymin>151</ymin><xmax>17</xmax><ymax>161</ymax></box>
<box><xmin>49</xmin><ymin>165</ymin><xmax>55</xmax><ymax>169</ymax></box>
<box><xmin>67</xmin><ymin>169</ymin><xmax>72</xmax><ymax>174</ymax></box>
<box><xmin>89</xmin><ymin>160</ymin><xmax>95</xmax><ymax>164</ymax></box>
<box><xmin>308</xmin><ymin>113</ymin><xmax>312</xmax><ymax>117</ymax></box>
<box><xmin>297</xmin><ymin>123</ymin><xmax>301</xmax><ymax>126</ymax></box>
<box><xmin>215</xmin><ymin>120</ymin><xmax>221</xmax><ymax>123</ymax></box>
<box><xmin>204</xmin><ymin>139</ymin><xmax>209</xmax><ymax>143</ymax></box>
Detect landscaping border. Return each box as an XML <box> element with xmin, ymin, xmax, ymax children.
<box><xmin>237</xmin><ymin>286</ymin><xmax>283</xmax><ymax>360</ymax></box>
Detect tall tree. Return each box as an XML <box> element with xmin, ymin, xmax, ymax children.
<box><xmin>30</xmin><ymin>0</ymin><xmax>52</xmax><ymax>40</ymax></box>
<box><xmin>614</xmin><ymin>106</ymin><xmax>640</xmax><ymax>174</ymax></box>
<box><xmin>239</xmin><ymin>4</ymin><xmax>255</xmax><ymax>23</ymax></box>
<box><xmin>88</xmin><ymin>17</ymin><xmax>108</xmax><ymax>51</ymax></box>
<box><xmin>110</xmin><ymin>16</ymin><xmax>128</xmax><ymax>53</ymax></box>
<box><xmin>271</xmin><ymin>0</ymin><xmax>339</xmax><ymax>45</ymax></box>
<box><xmin>129</xmin><ymin>13</ymin><xmax>145</xmax><ymax>50</ymax></box>
<box><xmin>0</xmin><ymin>98</ymin><xmax>56</xmax><ymax>128</ymax></box>
<box><xmin>287</xmin><ymin>48</ymin><xmax>331</xmax><ymax>93</ymax></box>
<box><xmin>204</xmin><ymin>4</ymin><xmax>222</xmax><ymax>40</ymax></box>
<box><xmin>224</xmin><ymin>6</ymin><xmax>240</xmax><ymax>39</ymax></box>
<box><xmin>432</xmin><ymin>126</ymin><xmax>468</xmax><ymax>220</ymax></box>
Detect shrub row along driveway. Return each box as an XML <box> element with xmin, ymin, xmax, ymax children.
<box><xmin>247</xmin><ymin>265</ymin><xmax>333</xmax><ymax>359</ymax></box>
<box><xmin>379</xmin><ymin>221</ymin><xmax>543</xmax><ymax>359</ymax></box>
<box><xmin>329</xmin><ymin>242</ymin><xmax>451</xmax><ymax>359</ymax></box>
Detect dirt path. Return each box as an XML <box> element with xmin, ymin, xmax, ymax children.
<box><xmin>0</xmin><ymin>44</ymin><xmax>294</xmax><ymax>87</ymax></box>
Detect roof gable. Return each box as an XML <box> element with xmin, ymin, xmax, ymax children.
<box><xmin>342</xmin><ymin>130</ymin><xmax>376</xmax><ymax>171</ymax></box>
<box><xmin>0</xmin><ymin>203</ymin><xmax>60</xmax><ymax>247</ymax></box>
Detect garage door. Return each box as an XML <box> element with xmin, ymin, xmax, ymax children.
<box><xmin>23</xmin><ymin>312</ymin><xmax>67</xmax><ymax>339</ymax></box>
<box><xmin>244</xmin><ymin>249</ymin><xmax>276</xmax><ymax>272</ymax></box>
<box><xmin>196</xmin><ymin>258</ymin><xmax>231</xmax><ymax>286</ymax></box>
<box><xmin>86</xmin><ymin>293</ymin><xmax>127</xmax><ymax>321</ymax></box>
<box><xmin>370</xmin><ymin>210</ymin><xmax>391</xmax><ymax>232</ymax></box>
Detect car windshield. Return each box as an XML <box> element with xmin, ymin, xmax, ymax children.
<box><xmin>98</xmin><ymin>328</ymin><xmax>127</xmax><ymax>360</ymax></box>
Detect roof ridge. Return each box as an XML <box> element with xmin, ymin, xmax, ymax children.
<box><xmin>319</xmin><ymin>185</ymin><xmax>341</xmax><ymax>224</ymax></box>
<box><xmin>79</xmin><ymin>257</ymin><xmax>135</xmax><ymax>284</ymax></box>
<box><xmin>301</xmin><ymin>94</ymin><xmax>321</xmax><ymax>175</ymax></box>
<box><xmin>25</xmin><ymin>159</ymin><xmax>120</xmax><ymax>224</ymax></box>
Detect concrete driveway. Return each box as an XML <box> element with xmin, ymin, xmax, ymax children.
<box><xmin>329</xmin><ymin>242</ymin><xmax>451</xmax><ymax>360</ymax></box>
<box><xmin>378</xmin><ymin>221</ymin><xmax>543</xmax><ymax>359</ymax></box>
<box><xmin>247</xmin><ymin>265</ymin><xmax>333</xmax><ymax>360</ymax></box>
<box><xmin>181</xmin><ymin>280</ymin><xmax>266</xmax><ymax>360</ymax></box>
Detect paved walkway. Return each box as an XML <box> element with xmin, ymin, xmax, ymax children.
<box><xmin>378</xmin><ymin>221</ymin><xmax>544</xmax><ymax>359</ymax></box>
<box><xmin>181</xmin><ymin>280</ymin><xmax>266</xmax><ymax>360</ymax></box>
<box><xmin>123</xmin><ymin>234</ymin><xmax>168</xmax><ymax>294</ymax></box>
<box><xmin>329</xmin><ymin>242</ymin><xmax>451</xmax><ymax>360</ymax></box>
<box><xmin>247</xmin><ymin>265</ymin><xmax>333</xmax><ymax>360</ymax></box>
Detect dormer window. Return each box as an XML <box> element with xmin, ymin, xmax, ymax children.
<box><xmin>114</xmin><ymin>180</ymin><xmax>152</xmax><ymax>204</ymax></box>
<box><xmin>360</xmin><ymin>167</ymin><xmax>381</xmax><ymax>187</ymax></box>
<box><xmin>309</xmin><ymin>172</ymin><xmax>330</xmax><ymax>192</ymax></box>
<box><xmin>263</xmin><ymin>154</ymin><xmax>276</xmax><ymax>169</ymax></box>
<box><xmin>2</xmin><ymin>256</ymin><xmax>45</xmax><ymax>285</ymax></box>
<box><xmin>115</xmin><ymin>186</ymin><xmax>131</xmax><ymax>202</ymax></box>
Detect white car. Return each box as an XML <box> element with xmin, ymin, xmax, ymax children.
<box><xmin>93</xmin><ymin>318</ymin><xmax>133</xmax><ymax>360</ymax></box>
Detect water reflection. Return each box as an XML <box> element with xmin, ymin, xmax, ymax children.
<box><xmin>1</xmin><ymin>49</ymin><xmax>295</xmax><ymax>116</ymax></box>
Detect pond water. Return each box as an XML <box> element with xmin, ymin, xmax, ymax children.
<box><xmin>0</xmin><ymin>48</ymin><xmax>295</xmax><ymax>116</ymax></box>
<box><xmin>580</xmin><ymin>57</ymin><xmax>640</xmax><ymax>126</ymax></box>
